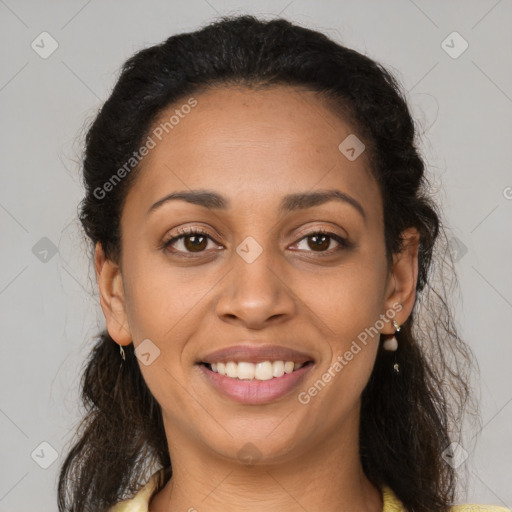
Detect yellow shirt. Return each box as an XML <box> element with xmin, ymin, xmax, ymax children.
<box><xmin>109</xmin><ymin>468</ymin><xmax>510</xmax><ymax>512</ymax></box>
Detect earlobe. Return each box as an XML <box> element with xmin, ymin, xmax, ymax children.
<box><xmin>94</xmin><ymin>242</ymin><xmax>132</xmax><ymax>346</ymax></box>
<box><xmin>383</xmin><ymin>227</ymin><xmax>420</xmax><ymax>333</ymax></box>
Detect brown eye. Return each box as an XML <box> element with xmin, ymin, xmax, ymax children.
<box><xmin>292</xmin><ymin>230</ymin><xmax>348</xmax><ymax>254</ymax></box>
<box><xmin>307</xmin><ymin>233</ymin><xmax>331</xmax><ymax>251</ymax></box>
<box><xmin>182</xmin><ymin>234</ymin><xmax>208</xmax><ymax>252</ymax></box>
<box><xmin>163</xmin><ymin>228</ymin><xmax>220</xmax><ymax>255</ymax></box>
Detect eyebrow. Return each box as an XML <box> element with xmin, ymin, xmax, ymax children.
<box><xmin>147</xmin><ymin>189</ymin><xmax>366</xmax><ymax>221</ymax></box>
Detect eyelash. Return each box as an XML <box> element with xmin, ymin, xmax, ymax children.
<box><xmin>161</xmin><ymin>227</ymin><xmax>350</xmax><ymax>258</ymax></box>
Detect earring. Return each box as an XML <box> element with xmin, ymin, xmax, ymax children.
<box><xmin>383</xmin><ymin>320</ymin><xmax>400</xmax><ymax>351</ymax></box>
<box><xmin>119</xmin><ymin>344</ymin><xmax>126</xmax><ymax>361</ymax></box>
<box><xmin>383</xmin><ymin>320</ymin><xmax>401</xmax><ymax>375</ymax></box>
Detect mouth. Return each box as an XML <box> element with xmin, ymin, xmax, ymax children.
<box><xmin>199</xmin><ymin>360</ymin><xmax>314</xmax><ymax>381</ymax></box>
<box><xmin>196</xmin><ymin>344</ymin><xmax>315</xmax><ymax>404</ymax></box>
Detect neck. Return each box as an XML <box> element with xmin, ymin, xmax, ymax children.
<box><xmin>149</xmin><ymin>415</ymin><xmax>382</xmax><ymax>512</ymax></box>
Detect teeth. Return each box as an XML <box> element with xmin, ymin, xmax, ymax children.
<box><xmin>273</xmin><ymin>361</ymin><xmax>284</xmax><ymax>378</ymax></box>
<box><xmin>226</xmin><ymin>361</ymin><xmax>238</xmax><ymax>378</ymax></box>
<box><xmin>238</xmin><ymin>361</ymin><xmax>256</xmax><ymax>380</ymax></box>
<box><xmin>207</xmin><ymin>360</ymin><xmax>307</xmax><ymax>380</ymax></box>
<box><xmin>284</xmin><ymin>361</ymin><xmax>294</xmax><ymax>373</ymax></box>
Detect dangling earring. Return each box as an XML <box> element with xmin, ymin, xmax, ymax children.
<box><xmin>383</xmin><ymin>320</ymin><xmax>401</xmax><ymax>375</ymax></box>
<box><xmin>119</xmin><ymin>344</ymin><xmax>126</xmax><ymax>361</ymax></box>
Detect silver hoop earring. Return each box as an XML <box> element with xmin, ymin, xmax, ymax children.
<box><xmin>119</xmin><ymin>345</ymin><xmax>126</xmax><ymax>361</ymax></box>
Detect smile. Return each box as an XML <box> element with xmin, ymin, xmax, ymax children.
<box><xmin>198</xmin><ymin>360</ymin><xmax>314</xmax><ymax>404</ymax></box>
<box><xmin>205</xmin><ymin>360</ymin><xmax>310</xmax><ymax>381</ymax></box>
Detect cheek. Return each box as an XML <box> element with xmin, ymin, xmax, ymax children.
<box><xmin>294</xmin><ymin>262</ymin><xmax>387</xmax><ymax>417</ymax></box>
<box><xmin>295</xmin><ymin>257</ymin><xmax>388</xmax><ymax>342</ymax></box>
<box><xmin>121</xmin><ymin>249</ymin><xmax>224</xmax><ymax>355</ymax></box>
<box><xmin>120</xmin><ymin>255</ymin><xmax>211</xmax><ymax>421</ymax></box>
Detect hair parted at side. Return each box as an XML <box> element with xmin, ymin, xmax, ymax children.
<box><xmin>59</xmin><ymin>14</ymin><xmax>478</xmax><ymax>512</ymax></box>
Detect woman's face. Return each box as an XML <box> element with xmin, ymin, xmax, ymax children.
<box><xmin>99</xmin><ymin>85</ymin><xmax>414</xmax><ymax>464</ymax></box>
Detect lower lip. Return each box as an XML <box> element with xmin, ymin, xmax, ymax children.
<box><xmin>198</xmin><ymin>363</ymin><xmax>313</xmax><ymax>405</ymax></box>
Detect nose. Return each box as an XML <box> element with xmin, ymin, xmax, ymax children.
<box><xmin>215</xmin><ymin>244</ymin><xmax>296</xmax><ymax>330</ymax></box>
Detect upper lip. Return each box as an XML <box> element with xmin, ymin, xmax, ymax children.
<box><xmin>198</xmin><ymin>344</ymin><xmax>315</xmax><ymax>365</ymax></box>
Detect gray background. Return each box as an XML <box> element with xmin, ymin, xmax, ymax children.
<box><xmin>1</xmin><ymin>0</ymin><xmax>511</xmax><ymax>510</ymax></box>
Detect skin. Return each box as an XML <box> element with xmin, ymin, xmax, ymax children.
<box><xmin>95</xmin><ymin>85</ymin><xmax>419</xmax><ymax>512</ymax></box>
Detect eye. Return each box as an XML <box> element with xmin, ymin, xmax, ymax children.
<box><xmin>291</xmin><ymin>230</ymin><xmax>349</xmax><ymax>254</ymax></box>
<box><xmin>162</xmin><ymin>227</ymin><xmax>350</xmax><ymax>257</ymax></box>
<box><xmin>162</xmin><ymin>227</ymin><xmax>222</xmax><ymax>255</ymax></box>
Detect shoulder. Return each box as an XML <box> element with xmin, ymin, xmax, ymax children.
<box><xmin>108</xmin><ymin>468</ymin><xmax>169</xmax><ymax>512</ymax></box>
<box><xmin>382</xmin><ymin>485</ymin><xmax>510</xmax><ymax>512</ymax></box>
<box><xmin>450</xmin><ymin>505</ymin><xmax>511</xmax><ymax>512</ymax></box>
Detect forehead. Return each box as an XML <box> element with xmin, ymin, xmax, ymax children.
<box><xmin>124</xmin><ymin>85</ymin><xmax>381</xmax><ymax>218</ymax></box>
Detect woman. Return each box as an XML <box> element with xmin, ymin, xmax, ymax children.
<box><xmin>58</xmin><ymin>15</ymin><xmax>509</xmax><ymax>512</ymax></box>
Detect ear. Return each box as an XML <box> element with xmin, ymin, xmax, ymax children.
<box><xmin>382</xmin><ymin>227</ymin><xmax>420</xmax><ymax>334</ymax></box>
<box><xmin>94</xmin><ymin>242</ymin><xmax>132</xmax><ymax>346</ymax></box>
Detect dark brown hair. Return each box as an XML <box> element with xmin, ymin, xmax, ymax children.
<box><xmin>58</xmin><ymin>15</ymin><xmax>477</xmax><ymax>512</ymax></box>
